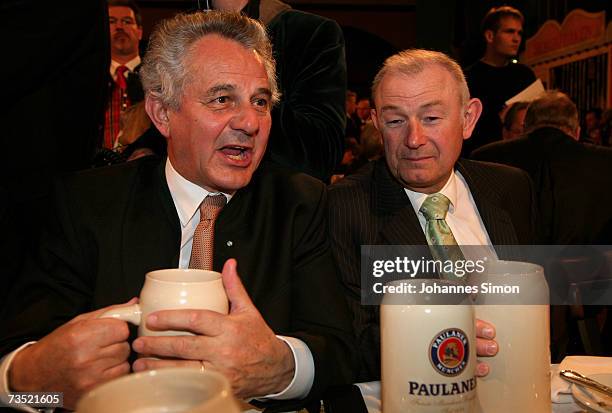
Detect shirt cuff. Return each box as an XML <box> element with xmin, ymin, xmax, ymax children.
<box><xmin>0</xmin><ymin>342</ymin><xmax>45</xmax><ymax>412</ymax></box>
<box><xmin>257</xmin><ymin>336</ymin><xmax>314</xmax><ymax>400</ymax></box>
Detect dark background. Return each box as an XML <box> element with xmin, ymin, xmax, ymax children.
<box><xmin>134</xmin><ymin>0</ymin><xmax>612</xmax><ymax>99</ymax></box>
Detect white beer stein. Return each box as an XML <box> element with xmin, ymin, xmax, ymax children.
<box><xmin>100</xmin><ymin>269</ymin><xmax>229</xmax><ymax>336</ymax></box>
<box><xmin>381</xmin><ymin>279</ymin><xmax>477</xmax><ymax>413</ymax></box>
<box><xmin>470</xmin><ymin>260</ymin><xmax>551</xmax><ymax>413</ymax></box>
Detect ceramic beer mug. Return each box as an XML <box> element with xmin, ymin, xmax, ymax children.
<box><xmin>100</xmin><ymin>269</ymin><xmax>229</xmax><ymax>336</ymax></box>
<box><xmin>76</xmin><ymin>368</ymin><xmax>241</xmax><ymax>413</ymax></box>
<box><xmin>469</xmin><ymin>260</ymin><xmax>551</xmax><ymax>413</ymax></box>
<box><xmin>381</xmin><ymin>279</ymin><xmax>477</xmax><ymax>413</ymax></box>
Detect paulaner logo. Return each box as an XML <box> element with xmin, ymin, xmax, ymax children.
<box><xmin>408</xmin><ymin>378</ymin><xmax>477</xmax><ymax>396</ymax></box>
<box><xmin>429</xmin><ymin>328</ymin><xmax>469</xmax><ymax>377</ymax></box>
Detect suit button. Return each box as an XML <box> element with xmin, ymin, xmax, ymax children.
<box><xmin>226</xmin><ymin>241</ymin><xmax>233</xmax><ymax>247</ymax></box>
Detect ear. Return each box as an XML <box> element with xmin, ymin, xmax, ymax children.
<box><xmin>137</xmin><ymin>26</ymin><xmax>143</xmax><ymax>41</ymax></box>
<box><xmin>145</xmin><ymin>94</ymin><xmax>171</xmax><ymax>139</ymax></box>
<box><xmin>371</xmin><ymin>108</ymin><xmax>380</xmax><ymax>131</ymax></box>
<box><xmin>574</xmin><ymin>125</ymin><xmax>581</xmax><ymax>141</ymax></box>
<box><xmin>462</xmin><ymin>98</ymin><xmax>483</xmax><ymax>140</ymax></box>
<box><xmin>484</xmin><ymin>29</ymin><xmax>494</xmax><ymax>44</ymax></box>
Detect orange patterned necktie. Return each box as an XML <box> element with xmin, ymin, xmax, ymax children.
<box><xmin>189</xmin><ymin>194</ymin><xmax>226</xmax><ymax>270</ymax></box>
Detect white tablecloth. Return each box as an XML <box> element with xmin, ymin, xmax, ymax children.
<box><xmin>355</xmin><ymin>364</ymin><xmax>584</xmax><ymax>413</ymax></box>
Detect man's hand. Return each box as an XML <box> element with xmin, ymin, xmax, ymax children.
<box><xmin>8</xmin><ymin>299</ymin><xmax>136</xmax><ymax>409</ymax></box>
<box><xmin>131</xmin><ymin>259</ymin><xmax>295</xmax><ymax>399</ymax></box>
<box><xmin>475</xmin><ymin>318</ymin><xmax>498</xmax><ymax>377</ymax></box>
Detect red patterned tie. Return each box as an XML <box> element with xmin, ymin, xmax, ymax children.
<box><xmin>103</xmin><ymin>65</ymin><xmax>130</xmax><ymax>149</ymax></box>
<box><xmin>189</xmin><ymin>195</ymin><xmax>227</xmax><ymax>270</ymax></box>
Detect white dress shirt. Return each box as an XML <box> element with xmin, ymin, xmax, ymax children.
<box><xmin>404</xmin><ymin>170</ymin><xmax>498</xmax><ymax>260</ymax></box>
<box><xmin>165</xmin><ymin>159</ymin><xmax>314</xmax><ymax>400</ymax></box>
<box><xmin>0</xmin><ymin>159</ymin><xmax>314</xmax><ymax>411</ymax></box>
<box><xmin>109</xmin><ymin>56</ymin><xmax>141</xmax><ymax>79</ymax></box>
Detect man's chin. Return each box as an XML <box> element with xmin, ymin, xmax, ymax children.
<box><xmin>208</xmin><ymin>174</ymin><xmax>254</xmax><ymax>194</ymax></box>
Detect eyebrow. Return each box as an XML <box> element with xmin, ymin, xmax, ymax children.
<box><xmin>205</xmin><ymin>85</ymin><xmax>272</xmax><ymax>98</ymax></box>
<box><xmin>254</xmin><ymin>87</ymin><xmax>272</xmax><ymax>98</ymax></box>
<box><xmin>420</xmin><ymin>100</ymin><xmax>444</xmax><ymax>109</ymax></box>
<box><xmin>380</xmin><ymin>100</ymin><xmax>444</xmax><ymax>113</ymax></box>
<box><xmin>207</xmin><ymin>84</ymin><xmax>236</xmax><ymax>95</ymax></box>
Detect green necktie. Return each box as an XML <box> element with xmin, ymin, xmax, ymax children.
<box><xmin>419</xmin><ymin>193</ymin><xmax>465</xmax><ymax>279</ymax></box>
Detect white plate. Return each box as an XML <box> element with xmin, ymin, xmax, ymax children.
<box><xmin>571</xmin><ymin>373</ymin><xmax>612</xmax><ymax>413</ymax></box>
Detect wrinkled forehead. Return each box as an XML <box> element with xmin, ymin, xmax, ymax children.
<box><xmin>374</xmin><ymin>66</ymin><xmax>461</xmax><ymax>109</ymax></box>
<box><xmin>182</xmin><ymin>36</ymin><xmax>270</xmax><ymax>94</ymax></box>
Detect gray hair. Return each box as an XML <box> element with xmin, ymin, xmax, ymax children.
<box><xmin>371</xmin><ymin>49</ymin><xmax>470</xmax><ymax>107</ymax></box>
<box><xmin>524</xmin><ymin>90</ymin><xmax>579</xmax><ymax>134</ymax></box>
<box><xmin>140</xmin><ymin>10</ymin><xmax>279</xmax><ymax>109</ymax></box>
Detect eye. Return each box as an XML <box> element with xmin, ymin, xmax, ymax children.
<box><xmin>205</xmin><ymin>95</ymin><xmax>233</xmax><ymax>109</ymax></box>
<box><xmin>385</xmin><ymin>119</ymin><xmax>404</xmax><ymax>127</ymax></box>
<box><xmin>254</xmin><ymin>98</ymin><xmax>269</xmax><ymax>108</ymax></box>
<box><xmin>423</xmin><ymin>116</ymin><xmax>441</xmax><ymax>124</ymax></box>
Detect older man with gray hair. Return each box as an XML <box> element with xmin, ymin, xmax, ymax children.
<box><xmin>473</xmin><ymin>90</ymin><xmax>612</xmax><ymax>359</ymax></box>
<box><xmin>473</xmin><ymin>90</ymin><xmax>612</xmax><ymax>245</ymax></box>
<box><xmin>0</xmin><ymin>11</ymin><xmax>353</xmax><ymax>411</ymax></box>
<box><xmin>328</xmin><ymin>49</ymin><xmax>536</xmax><ymax>381</ymax></box>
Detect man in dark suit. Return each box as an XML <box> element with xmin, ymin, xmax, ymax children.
<box><xmin>472</xmin><ymin>91</ymin><xmax>612</xmax><ymax>244</ymax></box>
<box><xmin>472</xmin><ymin>91</ymin><xmax>612</xmax><ymax>359</ymax></box>
<box><xmin>0</xmin><ymin>11</ymin><xmax>353</xmax><ymax>411</ymax></box>
<box><xmin>328</xmin><ymin>49</ymin><xmax>536</xmax><ymax>382</ymax></box>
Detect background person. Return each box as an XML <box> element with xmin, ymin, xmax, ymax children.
<box><xmin>463</xmin><ymin>6</ymin><xmax>536</xmax><ymax>155</ymax></box>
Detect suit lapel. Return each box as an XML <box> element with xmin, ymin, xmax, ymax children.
<box><xmin>456</xmin><ymin>159</ymin><xmax>518</xmax><ymax>245</ymax></box>
<box><xmin>373</xmin><ymin>160</ymin><xmax>428</xmax><ymax>246</ymax></box>
<box><xmin>121</xmin><ymin>159</ymin><xmax>181</xmax><ymax>295</ymax></box>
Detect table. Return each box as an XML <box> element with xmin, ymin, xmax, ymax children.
<box><xmin>355</xmin><ymin>369</ymin><xmax>586</xmax><ymax>413</ymax></box>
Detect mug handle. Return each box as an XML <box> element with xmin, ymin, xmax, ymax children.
<box><xmin>98</xmin><ymin>304</ymin><xmax>142</xmax><ymax>325</ymax></box>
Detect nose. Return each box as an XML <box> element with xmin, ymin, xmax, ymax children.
<box><xmin>229</xmin><ymin>104</ymin><xmax>260</xmax><ymax>136</ymax></box>
<box><xmin>405</xmin><ymin>119</ymin><xmax>426</xmax><ymax>149</ymax></box>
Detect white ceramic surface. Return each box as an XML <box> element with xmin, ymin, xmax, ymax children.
<box><xmin>100</xmin><ymin>269</ymin><xmax>229</xmax><ymax>336</ymax></box>
<box><xmin>471</xmin><ymin>260</ymin><xmax>551</xmax><ymax>413</ymax></box>
<box><xmin>380</xmin><ymin>279</ymin><xmax>476</xmax><ymax>413</ymax></box>
<box><xmin>75</xmin><ymin>368</ymin><xmax>240</xmax><ymax>413</ymax></box>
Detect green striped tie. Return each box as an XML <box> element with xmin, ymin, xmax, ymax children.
<box><xmin>419</xmin><ymin>193</ymin><xmax>465</xmax><ymax>279</ymax></box>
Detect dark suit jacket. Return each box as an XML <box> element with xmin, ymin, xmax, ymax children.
<box><xmin>255</xmin><ymin>1</ymin><xmax>347</xmax><ymax>181</ymax></box>
<box><xmin>0</xmin><ymin>157</ymin><xmax>354</xmax><ymax>410</ymax></box>
<box><xmin>472</xmin><ymin>127</ymin><xmax>612</xmax><ymax>244</ymax></box>
<box><xmin>328</xmin><ymin>158</ymin><xmax>536</xmax><ymax>382</ymax></box>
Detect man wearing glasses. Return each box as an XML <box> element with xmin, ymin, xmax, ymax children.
<box><xmin>104</xmin><ymin>0</ymin><xmax>145</xmax><ymax>149</ymax></box>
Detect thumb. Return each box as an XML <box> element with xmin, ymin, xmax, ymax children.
<box><xmin>221</xmin><ymin>258</ymin><xmax>254</xmax><ymax>313</ymax></box>
<box><xmin>74</xmin><ymin>297</ymin><xmax>139</xmax><ymax>322</ymax></box>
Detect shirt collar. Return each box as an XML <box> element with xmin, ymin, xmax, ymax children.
<box><xmin>404</xmin><ymin>171</ymin><xmax>458</xmax><ymax>215</ymax></box>
<box><xmin>110</xmin><ymin>55</ymin><xmax>141</xmax><ymax>78</ymax></box>
<box><xmin>165</xmin><ymin>158</ymin><xmax>232</xmax><ymax>227</ymax></box>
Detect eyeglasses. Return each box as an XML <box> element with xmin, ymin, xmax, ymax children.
<box><xmin>109</xmin><ymin>17</ymin><xmax>138</xmax><ymax>26</ymax></box>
